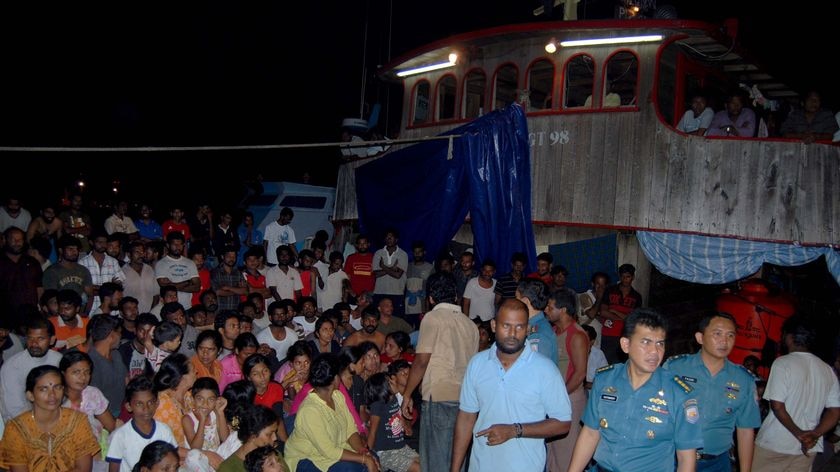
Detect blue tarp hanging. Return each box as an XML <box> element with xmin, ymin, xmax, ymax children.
<box><xmin>637</xmin><ymin>231</ymin><xmax>840</xmax><ymax>285</ymax></box>
<box><xmin>355</xmin><ymin>104</ymin><xmax>537</xmax><ymax>272</ymax></box>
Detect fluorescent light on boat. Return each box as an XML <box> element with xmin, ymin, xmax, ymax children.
<box><xmin>560</xmin><ymin>34</ymin><xmax>663</xmax><ymax>47</ymax></box>
<box><xmin>397</xmin><ymin>56</ymin><xmax>457</xmax><ymax>78</ymax></box>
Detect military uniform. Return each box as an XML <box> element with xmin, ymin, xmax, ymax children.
<box><xmin>664</xmin><ymin>352</ymin><xmax>761</xmax><ymax>470</ymax></box>
<box><xmin>583</xmin><ymin>363</ymin><xmax>703</xmax><ymax>471</ymax></box>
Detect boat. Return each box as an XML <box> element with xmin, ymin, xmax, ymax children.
<box><xmin>332</xmin><ymin>17</ymin><xmax>840</xmax><ymax>299</ymax></box>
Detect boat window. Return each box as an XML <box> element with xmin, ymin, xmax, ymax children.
<box><xmin>527</xmin><ymin>59</ymin><xmax>554</xmax><ymax>110</ymax></box>
<box><xmin>436</xmin><ymin>75</ymin><xmax>457</xmax><ymax>120</ymax></box>
<box><xmin>493</xmin><ymin>63</ymin><xmax>518</xmax><ymax>110</ymax></box>
<box><xmin>278</xmin><ymin>195</ymin><xmax>327</xmax><ymax>210</ymax></box>
<box><xmin>564</xmin><ymin>54</ymin><xmax>594</xmax><ymax>108</ymax></box>
<box><xmin>462</xmin><ymin>69</ymin><xmax>486</xmax><ymax>119</ymax></box>
<box><xmin>605</xmin><ymin>51</ymin><xmax>639</xmax><ymax>107</ymax></box>
<box><xmin>412</xmin><ymin>80</ymin><xmax>431</xmax><ymax>125</ymax></box>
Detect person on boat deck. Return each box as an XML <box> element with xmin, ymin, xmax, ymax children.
<box><xmin>677</xmin><ymin>94</ymin><xmax>714</xmax><ymax>136</ymax></box>
<box><xmin>706</xmin><ymin>92</ymin><xmax>756</xmax><ymax>137</ymax></box>
<box><xmin>780</xmin><ymin>90</ymin><xmax>839</xmax><ymax>144</ymax></box>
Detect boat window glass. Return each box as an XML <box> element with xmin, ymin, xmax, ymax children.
<box><xmin>493</xmin><ymin>63</ymin><xmax>518</xmax><ymax>110</ymax></box>
<box><xmin>437</xmin><ymin>75</ymin><xmax>457</xmax><ymax>120</ymax></box>
<box><xmin>527</xmin><ymin>59</ymin><xmax>554</xmax><ymax>110</ymax></box>
<box><xmin>412</xmin><ymin>80</ymin><xmax>431</xmax><ymax>125</ymax></box>
<box><xmin>564</xmin><ymin>54</ymin><xmax>594</xmax><ymax>108</ymax></box>
<box><xmin>463</xmin><ymin>69</ymin><xmax>486</xmax><ymax>119</ymax></box>
<box><xmin>605</xmin><ymin>51</ymin><xmax>639</xmax><ymax>107</ymax></box>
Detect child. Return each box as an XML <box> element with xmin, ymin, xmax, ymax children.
<box><xmin>244</xmin><ymin>446</ymin><xmax>287</xmax><ymax>472</ymax></box>
<box><xmin>107</xmin><ymin>376</ymin><xmax>177</xmax><ymax>472</ymax></box>
<box><xmin>143</xmin><ymin>321</ymin><xmax>183</xmax><ymax>372</ymax></box>
<box><xmin>131</xmin><ymin>441</ymin><xmax>179</xmax><ymax>472</ymax></box>
<box><xmin>364</xmin><ymin>372</ymin><xmax>420</xmax><ymax>472</ymax></box>
<box><xmin>182</xmin><ymin>377</ymin><xmax>229</xmax><ymax>452</ymax></box>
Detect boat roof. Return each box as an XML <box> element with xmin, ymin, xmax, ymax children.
<box><xmin>378</xmin><ymin>19</ymin><xmax>798</xmax><ymax>101</ymax></box>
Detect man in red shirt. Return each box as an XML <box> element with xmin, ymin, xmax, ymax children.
<box><xmin>343</xmin><ymin>234</ymin><xmax>374</xmax><ymax>299</ymax></box>
<box><xmin>527</xmin><ymin>252</ymin><xmax>554</xmax><ymax>286</ymax></box>
<box><xmin>598</xmin><ymin>263</ymin><xmax>642</xmax><ymax>364</ymax></box>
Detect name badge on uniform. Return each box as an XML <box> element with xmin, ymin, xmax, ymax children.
<box><xmin>601</xmin><ymin>394</ymin><xmax>617</xmax><ymax>402</ymax></box>
<box><xmin>682</xmin><ymin>376</ymin><xmax>697</xmax><ymax>383</ymax></box>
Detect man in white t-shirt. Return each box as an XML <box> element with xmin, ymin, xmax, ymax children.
<box><xmin>263</xmin><ymin>207</ymin><xmax>297</xmax><ymax>265</ymax></box>
<box><xmin>462</xmin><ymin>260</ymin><xmax>497</xmax><ymax>322</ymax></box>
<box><xmin>677</xmin><ymin>94</ymin><xmax>714</xmax><ymax>136</ymax></box>
<box><xmin>754</xmin><ymin>316</ymin><xmax>840</xmax><ymax>472</ymax></box>
<box><xmin>256</xmin><ymin>300</ymin><xmax>300</xmax><ymax>362</ymax></box>
<box><xmin>154</xmin><ymin>232</ymin><xmax>200</xmax><ymax>309</ymax></box>
<box><xmin>266</xmin><ymin>245</ymin><xmax>302</xmax><ymax>302</ymax></box>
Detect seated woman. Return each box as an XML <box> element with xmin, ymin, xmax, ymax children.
<box><xmin>285</xmin><ymin>354</ymin><xmax>379</xmax><ymax>472</ymax></box>
<box><xmin>705</xmin><ymin>92</ymin><xmax>756</xmax><ymax>137</ymax></box>
<box><xmin>379</xmin><ymin>331</ymin><xmax>414</xmax><ymax>370</ymax></box>
<box><xmin>0</xmin><ymin>365</ymin><xmax>100</xmax><ymax>472</ymax></box>
<box><xmin>192</xmin><ymin>330</ymin><xmax>224</xmax><ymax>383</ymax></box>
<box><xmin>217</xmin><ymin>406</ymin><xmax>284</xmax><ymax>472</ymax></box>
<box><xmin>220</xmin><ymin>333</ymin><xmax>260</xmax><ymax>393</ymax></box>
<box><xmin>780</xmin><ymin>90</ymin><xmax>839</xmax><ymax>143</ymax></box>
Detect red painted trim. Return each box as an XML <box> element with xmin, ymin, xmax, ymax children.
<box><xmin>433</xmin><ymin>73</ymin><xmax>458</xmax><ymax>121</ymax></box>
<box><xmin>491</xmin><ymin>62</ymin><xmax>520</xmax><ymax>111</ymax></box>
<box><xmin>461</xmin><ymin>67</ymin><xmax>487</xmax><ymax>120</ymax></box>
<box><xmin>530</xmin><ymin>220</ymin><xmax>835</xmax><ymax>248</ymax></box>
<box><xmin>379</xmin><ymin>19</ymin><xmax>721</xmax><ymax>76</ymax></box>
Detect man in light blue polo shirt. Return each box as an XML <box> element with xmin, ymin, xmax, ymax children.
<box><xmin>664</xmin><ymin>312</ymin><xmax>761</xmax><ymax>472</ymax></box>
<box><xmin>451</xmin><ymin>299</ymin><xmax>571</xmax><ymax>472</ymax></box>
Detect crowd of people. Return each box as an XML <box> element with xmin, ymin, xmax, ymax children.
<box><xmin>0</xmin><ymin>195</ymin><xmax>838</xmax><ymax>472</ymax></box>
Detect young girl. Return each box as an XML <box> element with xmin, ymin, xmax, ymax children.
<box><xmin>182</xmin><ymin>377</ymin><xmax>229</xmax><ymax>452</ymax></box>
<box><xmin>244</xmin><ymin>446</ymin><xmax>286</xmax><ymax>472</ymax></box>
<box><xmin>60</xmin><ymin>351</ymin><xmax>119</xmax><ymax>472</ymax></box>
<box><xmin>364</xmin><ymin>372</ymin><xmax>420</xmax><ymax>472</ymax></box>
<box><xmin>243</xmin><ymin>354</ymin><xmax>288</xmax><ymax>442</ymax></box>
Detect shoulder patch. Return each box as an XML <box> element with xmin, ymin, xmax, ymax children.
<box><xmin>596</xmin><ymin>364</ymin><xmax>615</xmax><ymax>374</ymax></box>
<box><xmin>672</xmin><ymin>375</ymin><xmax>693</xmax><ymax>393</ymax></box>
<box><xmin>666</xmin><ymin>353</ymin><xmax>690</xmax><ymax>363</ymax></box>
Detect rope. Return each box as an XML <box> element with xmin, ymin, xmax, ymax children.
<box><xmin>0</xmin><ymin>134</ymin><xmax>463</xmax><ymax>152</ymax></box>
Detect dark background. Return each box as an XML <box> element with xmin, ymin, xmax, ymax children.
<box><xmin>0</xmin><ymin>1</ymin><xmax>835</xmax><ymax>213</ymax></box>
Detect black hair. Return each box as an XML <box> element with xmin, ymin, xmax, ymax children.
<box><xmin>548</xmin><ymin>290</ymin><xmax>577</xmax><ymax>316</ymax></box>
<box><xmin>136</xmin><ymin>313</ymin><xmax>159</xmax><ymax>329</ymax></box>
<box><xmin>26</xmin><ymin>365</ymin><xmax>62</xmax><ymax>393</ymax></box>
<box><xmin>333</xmin><ymin>302</ymin><xmax>351</xmax><ymax>312</ymax></box>
<box><xmin>244</xmin><ymin>446</ymin><xmax>280</xmax><ymax>472</ymax></box>
<box><xmin>314</xmin><ymin>315</ymin><xmax>335</xmax><ymax>334</ymax></box>
<box><xmin>222</xmin><ymin>380</ymin><xmax>256</xmax><ymax>425</ymax></box>
<box><xmin>298</xmin><ymin>249</ymin><xmax>315</xmax><ymax>260</ymax></box>
<box><xmin>242</xmin><ymin>353</ymin><xmax>271</xmax><ymax>378</ymax></box>
<box><xmin>279</xmin><ymin>207</ymin><xmax>294</xmax><ymax>218</ymax></box>
<box><xmin>29</xmin><ymin>235</ymin><xmax>51</xmax><ymax>260</ymax></box>
<box><xmin>87</xmin><ymin>314</ymin><xmax>122</xmax><ymax>343</ymax></box>
<box><xmin>132</xmin><ymin>441</ymin><xmax>178</xmax><ymax>472</ymax></box>
<box><xmin>426</xmin><ymin>272</ymin><xmax>458</xmax><ymax>304</ymax></box>
<box><xmin>517</xmin><ymin>279</ymin><xmax>549</xmax><ymax>310</ymax></box>
<box><xmin>480</xmin><ymin>259</ymin><xmax>496</xmax><ymax>270</ymax></box>
<box><xmin>536</xmin><ymin>252</ymin><xmax>553</xmax><ymax>264</ymax></box>
<box><xmin>215</xmin><ymin>310</ymin><xmax>241</xmax><ymax>331</ymax></box>
<box><xmin>285</xmin><ymin>341</ymin><xmax>313</xmax><ymax>364</ymax></box>
<box><xmin>309</xmin><ymin>353</ymin><xmax>340</xmax><ymax>387</ymax></box>
<box><xmin>234</xmin><ymin>332</ymin><xmax>259</xmax><ymax>352</ymax></box>
<box><xmin>411</xmin><ymin>240</ymin><xmax>425</xmax><ymax>251</ymax></box>
<box><xmin>25</xmin><ymin>314</ymin><xmax>55</xmax><ymax>337</ymax></box>
<box><xmin>622</xmin><ymin>308</ymin><xmax>667</xmax><ymax>338</ymax></box>
<box><xmin>591</xmin><ymin>271</ymin><xmax>610</xmax><ymax>284</ymax></box>
<box><xmin>119</xmin><ymin>296</ymin><xmax>139</xmax><ymax>310</ymax></box>
<box><xmin>57</xmin><ymin>289</ymin><xmax>82</xmax><ymax>307</ymax></box>
<box><xmin>59</xmin><ymin>350</ymin><xmax>93</xmax><ymax>375</ymax></box>
<box><xmin>781</xmin><ymin>315</ymin><xmax>817</xmax><ymax>350</ymax></box>
<box><xmin>550</xmin><ymin>265</ymin><xmax>568</xmax><ymax>276</ymax></box>
<box><xmin>243</xmin><ymin>247</ymin><xmax>265</xmax><ymax>261</ymax></box>
<box><xmin>125</xmin><ymin>374</ymin><xmax>156</xmax><ymax>403</ymax></box>
<box><xmin>153</xmin><ymin>353</ymin><xmax>191</xmax><ymax>392</ymax></box>
<box><xmin>618</xmin><ymin>263</ymin><xmax>636</xmax><ymax>276</ymax></box>
<box><xmin>364</xmin><ymin>372</ymin><xmax>392</xmax><ymax>406</ymax></box>
<box><xmin>166</xmin><ymin>231</ymin><xmax>185</xmax><ymax>243</ymax></box>
<box><xmin>160</xmin><ymin>302</ymin><xmax>185</xmax><ymax>320</ymax></box>
<box><xmin>152</xmin><ymin>321</ymin><xmax>183</xmax><ymax>346</ymax></box>
<box><xmin>311</xmin><ymin>240</ymin><xmax>327</xmax><ymax>252</ymax></box>
<box><xmin>39</xmin><ymin>289</ymin><xmax>58</xmax><ymax>308</ymax></box>
<box><xmin>195</xmin><ymin>329</ymin><xmax>223</xmax><ymax>350</ymax></box>
<box><xmin>328</xmin><ymin>251</ymin><xmax>344</xmax><ymax>263</ymax></box>
<box><xmin>57</xmin><ymin>234</ymin><xmax>80</xmax><ymax>250</ymax></box>
<box><xmin>191</xmin><ymin>377</ymin><xmax>220</xmax><ymax>397</ymax></box>
<box><xmin>582</xmin><ymin>324</ymin><xmax>598</xmax><ymax>342</ymax></box>
<box><xmin>510</xmin><ymin>252</ymin><xmax>527</xmax><ymax>265</ymax></box>
<box><xmin>698</xmin><ymin>312</ymin><xmax>737</xmax><ymax>333</ymax></box>
<box><xmin>299</xmin><ymin>296</ymin><xmax>317</xmax><ymax>309</ymax></box>
<box><xmin>238</xmin><ymin>405</ymin><xmax>278</xmax><ymax>442</ymax></box>
<box><xmin>354</xmin><ymin>341</ymin><xmax>380</xmax><ymax>359</ymax></box>
<box><xmin>98</xmin><ymin>282</ymin><xmax>123</xmax><ymax>301</ymax></box>
<box><xmin>159</xmin><ymin>284</ymin><xmax>177</xmax><ymax>298</ymax></box>
<box><xmin>387</xmin><ymin>359</ymin><xmax>411</xmax><ymax>377</ymax></box>
<box><xmin>385</xmin><ymin>330</ymin><xmax>411</xmax><ymax>353</ymax></box>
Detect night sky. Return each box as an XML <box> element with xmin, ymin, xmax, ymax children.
<box><xmin>0</xmin><ymin>1</ymin><xmax>835</xmax><ymax>213</ymax></box>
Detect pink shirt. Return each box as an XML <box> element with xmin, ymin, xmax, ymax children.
<box><xmin>219</xmin><ymin>355</ymin><xmax>244</xmax><ymax>393</ymax></box>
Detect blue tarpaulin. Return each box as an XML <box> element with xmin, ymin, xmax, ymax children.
<box><xmin>548</xmin><ymin>234</ymin><xmax>618</xmax><ymax>292</ymax></box>
<box><xmin>637</xmin><ymin>231</ymin><xmax>840</xmax><ymax>285</ymax></box>
<box><xmin>355</xmin><ymin>104</ymin><xmax>537</xmax><ymax>272</ymax></box>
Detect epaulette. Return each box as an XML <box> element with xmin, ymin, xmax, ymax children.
<box><xmin>595</xmin><ymin>364</ymin><xmax>616</xmax><ymax>375</ymax></box>
<box><xmin>737</xmin><ymin>364</ymin><xmax>759</xmax><ymax>380</ymax></box>
<box><xmin>666</xmin><ymin>353</ymin><xmax>690</xmax><ymax>363</ymax></box>
<box><xmin>673</xmin><ymin>375</ymin><xmax>693</xmax><ymax>393</ymax></box>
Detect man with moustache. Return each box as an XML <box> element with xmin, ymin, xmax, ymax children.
<box><xmin>451</xmin><ymin>299</ymin><xmax>571</xmax><ymax>472</ymax></box>
<box><xmin>256</xmin><ymin>300</ymin><xmax>299</xmax><ymax>363</ymax></box>
<box><xmin>0</xmin><ymin>315</ymin><xmax>62</xmax><ymax>420</ymax></box>
<box><xmin>0</xmin><ymin>226</ymin><xmax>43</xmax><ymax>327</ymax></box>
<box><xmin>665</xmin><ymin>312</ymin><xmax>761</xmax><ymax>472</ymax></box>
<box><xmin>42</xmin><ymin>235</ymin><xmax>93</xmax><ymax>309</ymax></box>
<box><xmin>343</xmin><ymin>308</ymin><xmax>386</xmax><ymax>351</ymax></box>
<box><xmin>568</xmin><ymin>309</ymin><xmax>703</xmax><ymax>472</ymax></box>
<box><xmin>154</xmin><ymin>231</ymin><xmax>200</xmax><ymax>309</ymax></box>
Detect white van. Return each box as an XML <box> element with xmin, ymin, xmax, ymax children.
<box><xmin>248</xmin><ymin>181</ymin><xmax>335</xmax><ymax>250</ymax></box>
